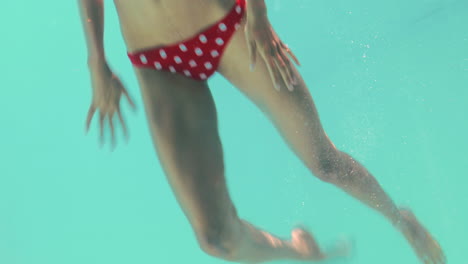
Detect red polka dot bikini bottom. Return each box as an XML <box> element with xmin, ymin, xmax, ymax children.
<box><xmin>127</xmin><ymin>0</ymin><xmax>246</xmax><ymax>81</ymax></box>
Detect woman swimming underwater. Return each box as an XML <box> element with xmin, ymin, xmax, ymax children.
<box><xmin>78</xmin><ymin>0</ymin><xmax>446</xmax><ymax>263</ymax></box>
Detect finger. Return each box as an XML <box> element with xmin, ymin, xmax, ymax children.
<box><xmin>276</xmin><ymin>45</ymin><xmax>295</xmax><ymax>91</ymax></box>
<box><xmin>245</xmin><ymin>28</ymin><xmax>257</xmax><ymax>70</ymax></box>
<box><xmin>117</xmin><ymin>108</ymin><xmax>129</xmax><ymax>142</ymax></box>
<box><xmin>422</xmin><ymin>254</ymin><xmax>431</xmax><ymax>264</ymax></box>
<box><xmin>277</xmin><ymin>44</ymin><xmax>296</xmax><ymax>85</ymax></box>
<box><xmin>250</xmin><ymin>40</ymin><xmax>258</xmax><ymax>71</ymax></box>
<box><xmin>272</xmin><ymin>49</ymin><xmax>291</xmax><ymax>91</ymax></box>
<box><xmin>261</xmin><ymin>45</ymin><xmax>282</xmax><ymax>90</ymax></box>
<box><xmin>267</xmin><ymin>56</ymin><xmax>283</xmax><ymax>91</ymax></box>
<box><xmin>108</xmin><ymin>112</ymin><xmax>116</xmax><ymax>150</ymax></box>
<box><xmin>263</xmin><ymin>55</ymin><xmax>279</xmax><ymax>90</ymax></box>
<box><xmin>281</xmin><ymin>42</ymin><xmax>301</xmax><ymax>66</ymax></box>
<box><xmin>86</xmin><ymin>105</ymin><xmax>96</xmax><ymax>133</ymax></box>
<box><xmin>440</xmin><ymin>252</ymin><xmax>447</xmax><ymax>264</ymax></box>
<box><xmin>99</xmin><ymin>112</ymin><xmax>105</xmax><ymax>147</ymax></box>
<box><xmin>279</xmin><ymin>42</ymin><xmax>299</xmax><ymax>85</ymax></box>
<box><xmin>266</xmin><ymin>44</ymin><xmax>284</xmax><ymax>90</ymax></box>
<box><xmin>122</xmin><ymin>88</ymin><xmax>136</xmax><ymax>111</ymax></box>
<box><xmin>274</xmin><ymin>58</ymin><xmax>292</xmax><ymax>92</ymax></box>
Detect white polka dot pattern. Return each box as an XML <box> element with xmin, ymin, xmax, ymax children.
<box><xmin>159</xmin><ymin>49</ymin><xmax>167</xmax><ymax>59</ymax></box>
<box><xmin>219</xmin><ymin>23</ymin><xmax>227</xmax><ymax>32</ymax></box>
<box><xmin>154</xmin><ymin>61</ymin><xmax>162</xmax><ymax>70</ymax></box>
<box><xmin>127</xmin><ymin>0</ymin><xmax>246</xmax><ymax>81</ymax></box>
<box><xmin>204</xmin><ymin>62</ymin><xmax>213</xmax><ymax>70</ymax></box>
<box><xmin>195</xmin><ymin>47</ymin><xmax>203</xmax><ymax>56</ymax></box>
<box><xmin>140</xmin><ymin>55</ymin><xmax>148</xmax><ymax>64</ymax></box>
<box><xmin>211</xmin><ymin>50</ymin><xmax>219</xmax><ymax>58</ymax></box>
<box><xmin>179</xmin><ymin>44</ymin><xmax>188</xmax><ymax>52</ymax></box>
<box><xmin>215</xmin><ymin>38</ymin><xmax>224</xmax><ymax>46</ymax></box>
<box><xmin>189</xmin><ymin>60</ymin><xmax>197</xmax><ymax>67</ymax></box>
<box><xmin>199</xmin><ymin>34</ymin><xmax>208</xmax><ymax>43</ymax></box>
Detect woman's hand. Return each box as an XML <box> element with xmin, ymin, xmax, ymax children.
<box><xmin>85</xmin><ymin>60</ymin><xmax>136</xmax><ymax>149</ymax></box>
<box><xmin>244</xmin><ymin>5</ymin><xmax>300</xmax><ymax>91</ymax></box>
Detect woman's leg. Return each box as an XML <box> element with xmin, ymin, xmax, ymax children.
<box><xmin>134</xmin><ymin>68</ymin><xmax>328</xmax><ymax>263</ymax></box>
<box><xmin>216</xmin><ymin>26</ymin><xmax>445</xmax><ymax>264</ymax></box>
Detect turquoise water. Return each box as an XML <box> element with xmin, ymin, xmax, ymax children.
<box><xmin>1</xmin><ymin>0</ymin><xmax>467</xmax><ymax>263</ymax></box>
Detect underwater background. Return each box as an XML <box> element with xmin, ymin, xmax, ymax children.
<box><xmin>1</xmin><ymin>0</ymin><xmax>467</xmax><ymax>263</ymax></box>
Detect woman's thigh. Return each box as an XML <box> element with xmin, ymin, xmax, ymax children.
<box><xmin>217</xmin><ymin>28</ymin><xmax>337</xmax><ymax>171</ymax></box>
<box><xmin>134</xmin><ymin>68</ymin><xmax>238</xmax><ymax>242</ymax></box>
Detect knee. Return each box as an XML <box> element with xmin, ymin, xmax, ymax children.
<box><xmin>308</xmin><ymin>148</ymin><xmax>344</xmax><ymax>183</ymax></box>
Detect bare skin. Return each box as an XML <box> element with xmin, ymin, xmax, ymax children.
<box><xmin>78</xmin><ymin>0</ymin><xmax>446</xmax><ymax>263</ymax></box>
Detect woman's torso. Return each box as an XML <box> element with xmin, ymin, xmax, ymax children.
<box><xmin>113</xmin><ymin>0</ymin><xmax>236</xmax><ymax>52</ymax></box>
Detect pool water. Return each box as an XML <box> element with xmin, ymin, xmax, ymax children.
<box><xmin>0</xmin><ymin>0</ymin><xmax>466</xmax><ymax>263</ymax></box>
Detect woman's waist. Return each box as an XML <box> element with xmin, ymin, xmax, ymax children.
<box><xmin>115</xmin><ymin>0</ymin><xmax>236</xmax><ymax>52</ymax></box>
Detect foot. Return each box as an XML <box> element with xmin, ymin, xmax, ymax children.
<box><xmin>290</xmin><ymin>227</ymin><xmax>352</xmax><ymax>261</ymax></box>
<box><xmin>398</xmin><ymin>208</ymin><xmax>446</xmax><ymax>264</ymax></box>
<box><xmin>291</xmin><ymin>228</ymin><xmax>324</xmax><ymax>261</ymax></box>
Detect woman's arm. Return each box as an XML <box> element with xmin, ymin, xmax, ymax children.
<box><xmin>78</xmin><ymin>0</ymin><xmax>136</xmax><ymax>147</ymax></box>
<box><xmin>244</xmin><ymin>0</ymin><xmax>300</xmax><ymax>91</ymax></box>
<box><xmin>78</xmin><ymin>0</ymin><xmax>105</xmax><ymax>63</ymax></box>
